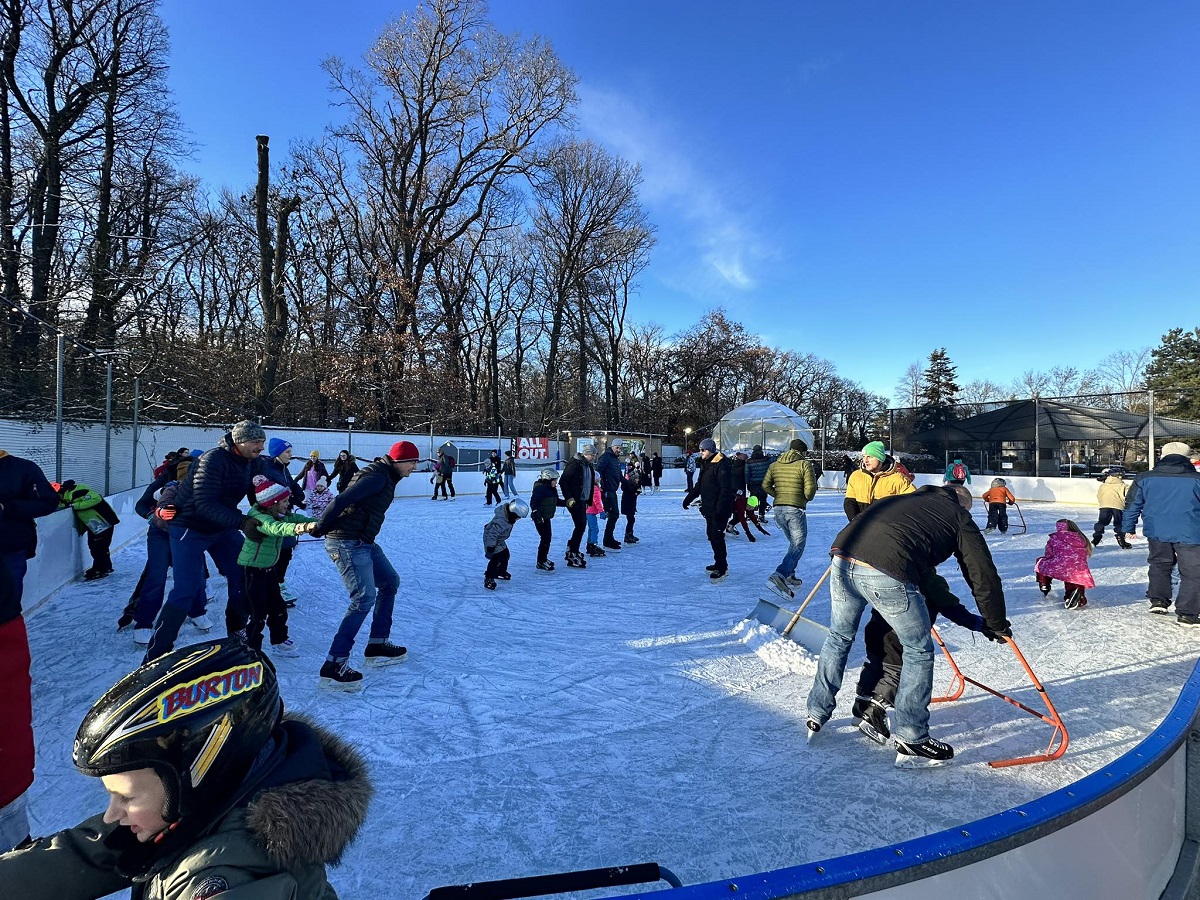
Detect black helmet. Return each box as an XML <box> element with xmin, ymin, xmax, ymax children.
<box><xmin>73</xmin><ymin>640</ymin><xmax>281</xmax><ymax>823</ymax></box>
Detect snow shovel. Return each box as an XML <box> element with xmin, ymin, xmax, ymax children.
<box><xmin>747</xmin><ymin>565</ymin><xmax>831</xmax><ymax>653</ymax></box>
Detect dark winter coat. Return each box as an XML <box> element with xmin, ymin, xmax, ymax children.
<box><xmin>831</xmin><ymin>485</ymin><xmax>1009</xmax><ymax>633</ymax></box>
<box><xmin>0</xmin><ymin>717</ymin><xmax>371</xmax><ymax>900</ymax></box>
<box><xmin>559</xmin><ymin>455</ymin><xmax>596</xmax><ymax>506</ymax></box>
<box><xmin>172</xmin><ymin>436</ymin><xmax>263</xmax><ymax>535</ymax></box>
<box><xmin>729</xmin><ymin>457</ymin><xmax>749</xmax><ymax>494</ymax></box>
<box><xmin>620</xmin><ymin>479</ymin><xmax>639</xmax><ymax>516</ymax></box>
<box><xmin>0</xmin><ymin>451</ymin><xmax>59</xmax><ymax>565</ymax></box>
<box><xmin>311</xmin><ymin>458</ymin><xmax>401</xmax><ymax>544</ymax></box>
<box><xmin>651</xmin><ymin>454</ymin><xmax>663</xmax><ymax>477</ymax></box>
<box><xmin>503</xmin><ymin>455</ymin><xmax>516</xmax><ymax>477</ymax></box>
<box><xmin>684</xmin><ymin>453</ymin><xmax>734</xmax><ymax>521</ymax></box>
<box><xmin>331</xmin><ymin>452</ymin><xmax>358</xmax><ymax>493</ymax></box>
<box><xmin>298</xmin><ymin>458</ymin><xmax>330</xmax><ymax>486</ymax></box>
<box><xmin>530</xmin><ymin>480</ymin><xmax>565</xmax><ymax>523</ymax></box>
<box><xmin>258</xmin><ymin>455</ymin><xmax>305</xmax><ymax>508</ymax></box>
<box><xmin>134</xmin><ymin>469</ymin><xmax>175</xmax><ymax>522</ymax></box>
<box><xmin>595</xmin><ymin>448</ymin><xmax>628</xmax><ymax>493</ymax></box>
<box><xmin>744</xmin><ymin>452</ymin><xmax>771</xmax><ymax>488</ymax></box>
<box><xmin>1123</xmin><ymin>454</ymin><xmax>1200</xmax><ymax>543</ymax></box>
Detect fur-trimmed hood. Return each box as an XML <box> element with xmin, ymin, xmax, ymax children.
<box><xmin>244</xmin><ymin>715</ymin><xmax>373</xmax><ymax>868</ymax></box>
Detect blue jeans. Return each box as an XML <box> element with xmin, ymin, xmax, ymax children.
<box><xmin>146</xmin><ymin>525</ymin><xmax>245</xmax><ymax>660</ymax></box>
<box><xmin>503</xmin><ymin>474</ymin><xmax>517</xmax><ymax>498</ymax></box>
<box><xmin>133</xmin><ymin>527</ymin><xmax>204</xmax><ymax>628</ymax></box>
<box><xmin>325</xmin><ymin>539</ymin><xmax>399</xmax><ymax>661</ymax></box>
<box><xmin>807</xmin><ymin>557</ymin><xmax>934</xmax><ymax>743</ymax></box>
<box><xmin>586</xmin><ymin>513</ymin><xmax>599</xmax><ymax>545</ymax></box>
<box><xmin>0</xmin><ymin>793</ymin><xmax>28</xmax><ymax>852</ymax></box>
<box><xmin>772</xmin><ymin>506</ymin><xmax>809</xmax><ymax>578</ymax></box>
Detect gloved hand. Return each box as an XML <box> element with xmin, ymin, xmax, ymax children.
<box><xmin>485</xmin><ymin>547</ymin><xmax>495</xmax><ymax>559</ymax></box>
<box><xmin>736</xmin><ymin>490</ymin><xmax>744</xmax><ymax>497</ymax></box>
<box><xmin>154</xmin><ymin>505</ymin><xmax>176</xmax><ymax>522</ymax></box>
<box><xmin>982</xmin><ymin>625</ymin><xmax>1012</xmax><ymax>643</ymax></box>
<box><xmin>682</xmin><ymin>500</ymin><xmax>690</xmax><ymax>510</ymax></box>
<box><xmin>567</xmin><ymin>499</ymin><xmax>576</xmax><ymax>508</ymax></box>
<box><xmin>294</xmin><ymin>521</ymin><xmax>315</xmax><ymax>535</ymax></box>
<box><xmin>240</xmin><ymin>517</ymin><xmax>264</xmax><ymax>543</ymax></box>
<box><xmin>1007</xmin><ymin>500</ymin><xmax>1014</xmax><ymax>506</ymax></box>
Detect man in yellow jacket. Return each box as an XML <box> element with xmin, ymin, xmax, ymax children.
<box><xmin>844</xmin><ymin>441</ymin><xmax>914</xmax><ymax>520</ymax></box>
<box><xmin>763</xmin><ymin>439</ymin><xmax>818</xmax><ymax>599</ymax></box>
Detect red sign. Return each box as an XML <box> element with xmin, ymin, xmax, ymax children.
<box><xmin>513</xmin><ymin>437</ymin><xmax>550</xmax><ymax>460</ymax></box>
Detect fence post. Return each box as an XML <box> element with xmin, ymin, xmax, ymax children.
<box><xmin>55</xmin><ymin>333</ymin><xmax>64</xmax><ymax>482</ymax></box>
<box><xmin>104</xmin><ymin>361</ymin><xmax>113</xmax><ymax>495</ymax></box>
<box><xmin>131</xmin><ymin>377</ymin><xmax>140</xmax><ymax>486</ymax></box>
<box><xmin>1148</xmin><ymin>389</ymin><xmax>1156</xmax><ymax>462</ymax></box>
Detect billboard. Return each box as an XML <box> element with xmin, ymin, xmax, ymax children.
<box><xmin>512</xmin><ymin>437</ymin><xmax>550</xmax><ymax>460</ymax></box>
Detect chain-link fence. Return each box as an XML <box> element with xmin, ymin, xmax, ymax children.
<box><xmin>887</xmin><ymin>389</ymin><xmax>1200</xmax><ymax>478</ymax></box>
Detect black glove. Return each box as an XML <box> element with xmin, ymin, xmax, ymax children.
<box><xmin>682</xmin><ymin>500</ymin><xmax>690</xmax><ymax>510</ymax></box>
<box><xmin>240</xmin><ymin>517</ymin><xmax>264</xmax><ymax>543</ymax></box>
<box><xmin>982</xmin><ymin>625</ymin><xmax>1012</xmax><ymax>643</ymax></box>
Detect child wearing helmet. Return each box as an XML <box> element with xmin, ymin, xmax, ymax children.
<box><xmin>529</xmin><ymin>469</ymin><xmax>567</xmax><ymax>571</ymax></box>
<box><xmin>0</xmin><ymin>639</ymin><xmax>370</xmax><ymax>896</ymax></box>
<box><xmin>980</xmin><ymin>478</ymin><xmax>1016</xmax><ymax>534</ymax></box>
<box><xmin>483</xmin><ymin>498</ymin><xmax>529</xmax><ymax>590</ymax></box>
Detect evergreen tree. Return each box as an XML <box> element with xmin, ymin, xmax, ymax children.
<box><xmin>1145</xmin><ymin>328</ymin><xmax>1200</xmax><ymax>419</ymax></box>
<box><xmin>920</xmin><ymin>348</ymin><xmax>960</xmax><ymax>406</ymax></box>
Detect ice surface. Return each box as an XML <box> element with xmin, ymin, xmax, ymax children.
<box><xmin>20</xmin><ymin>490</ymin><xmax>1198</xmax><ymax>897</ymax></box>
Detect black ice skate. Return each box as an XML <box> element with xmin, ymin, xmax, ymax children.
<box><xmin>364</xmin><ymin>641</ymin><xmax>408</xmax><ymax>667</ymax></box>
<box><xmin>894</xmin><ymin>735</ymin><xmax>954</xmax><ymax>768</ymax></box>
<box><xmin>319</xmin><ymin>659</ymin><xmax>364</xmax><ymax>692</ymax></box>
<box><xmin>537</xmin><ymin>560</ymin><xmax>555</xmax><ymax>571</ymax></box>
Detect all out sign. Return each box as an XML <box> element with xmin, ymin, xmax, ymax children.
<box><xmin>513</xmin><ymin>437</ymin><xmax>550</xmax><ymax>461</ymax></box>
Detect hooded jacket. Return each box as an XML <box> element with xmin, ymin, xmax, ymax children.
<box><xmin>0</xmin><ymin>717</ymin><xmax>371</xmax><ymax>899</ymax></box>
<box><xmin>762</xmin><ymin>450</ymin><xmax>818</xmax><ymax>509</ymax></box>
<box><xmin>830</xmin><ymin>485</ymin><xmax>1009</xmax><ymax>633</ymax></box>
<box><xmin>844</xmin><ymin>455</ymin><xmax>913</xmax><ymax>520</ymax></box>
<box><xmin>1123</xmin><ymin>454</ymin><xmax>1200</xmax><ymax>543</ymax></box>
<box><xmin>1035</xmin><ymin>522</ymin><xmax>1095</xmax><ymax>588</ymax></box>
<box><xmin>238</xmin><ymin>507</ymin><xmax>315</xmax><ymax>568</ymax></box>
<box><xmin>483</xmin><ymin>503</ymin><xmax>518</xmax><ymax>553</ymax></box>
<box><xmin>1097</xmin><ymin>475</ymin><xmax>1129</xmax><ymax>510</ymax></box>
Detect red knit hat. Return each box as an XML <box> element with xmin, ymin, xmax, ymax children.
<box><xmin>252</xmin><ymin>474</ymin><xmax>290</xmax><ymax>506</ymax></box>
<box><xmin>388</xmin><ymin>441</ymin><xmax>420</xmax><ymax>462</ymax></box>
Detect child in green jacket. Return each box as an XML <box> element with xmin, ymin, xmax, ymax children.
<box><xmin>240</xmin><ymin>476</ymin><xmax>316</xmax><ymax>657</ymax></box>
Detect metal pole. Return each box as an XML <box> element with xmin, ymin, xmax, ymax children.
<box><xmin>1034</xmin><ymin>397</ymin><xmax>1040</xmax><ymax>478</ymax></box>
<box><xmin>104</xmin><ymin>360</ymin><xmax>113</xmax><ymax>494</ymax></box>
<box><xmin>132</xmin><ymin>377</ymin><xmax>140</xmax><ymax>486</ymax></box>
<box><xmin>55</xmin><ymin>333</ymin><xmax>64</xmax><ymax>482</ymax></box>
<box><xmin>1148</xmin><ymin>389</ymin><xmax>1156</xmax><ymax>462</ymax></box>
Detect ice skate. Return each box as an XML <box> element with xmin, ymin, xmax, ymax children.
<box><xmin>319</xmin><ymin>659</ymin><xmax>364</xmax><ymax>692</ymax></box>
<box><xmin>894</xmin><ymin>735</ymin><xmax>954</xmax><ymax>768</ymax></box>
<box><xmin>364</xmin><ymin>641</ymin><xmax>407</xmax><ymax>667</ymax></box>
<box><xmin>766</xmin><ymin>573</ymin><xmax>794</xmax><ymax>600</ymax></box>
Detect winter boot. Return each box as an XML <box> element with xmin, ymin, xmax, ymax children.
<box><xmin>319</xmin><ymin>659</ymin><xmax>364</xmax><ymax>692</ymax></box>
<box><xmin>364</xmin><ymin>641</ymin><xmax>407</xmax><ymax>667</ymax></box>
<box><xmin>894</xmin><ymin>735</ymin><xmax>954</xmax><ymax>768</ymax></box>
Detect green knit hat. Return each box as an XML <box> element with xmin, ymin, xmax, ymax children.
<box><xmin>862</xmin><ymin>441</ymin><xmax>887</xmax><ymax>462</ymax></box>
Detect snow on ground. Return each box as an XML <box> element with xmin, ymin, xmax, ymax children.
<box><xmin>21</xmin><ymin>487</ymin><xmax>1200</xmax><ymax>898</ymax></box>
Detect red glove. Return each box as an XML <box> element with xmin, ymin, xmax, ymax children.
<box><xmin>154</xmin><ymin>505</ymin><xmax>177</xmax><ymax>522</ymax></box>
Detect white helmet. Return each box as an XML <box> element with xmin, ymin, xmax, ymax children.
<box><xmin>508</xmin><ymin>499</ymin><xmax>531</xmax><ymax>518</ymax></box>
<box><xmin>539</xmin><ymin>467</ymin><xmax>559</xmax><ymax>482</ymax></box>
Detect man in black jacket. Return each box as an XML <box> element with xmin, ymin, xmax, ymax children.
<box><xmin>146</xmin><ymin>421</ymin><xmax>268</xmax><ymax>662</ymax></box>
<box><xmin>558</xmin><ymin>444</ymin><xmax>597</xmax><ymax>567</ymax></box>
<box><xmin>683</xmin><ymin>439</ymin><xmax>735</xmax><ymax>580</ymax></box>
<box><xmin>594</xmin><ymin>438</ymin><xmax>630</xmax><ymax>550</ymax></box>
<box><xmin>309</xmin><ymin>440</ymin><xmax>419</xmax><ymax>690</ymax></box>
<box><xmin>806</xmin><ymin>485</ymin><xmax>1012</xmax><ymax>768</ymax></box>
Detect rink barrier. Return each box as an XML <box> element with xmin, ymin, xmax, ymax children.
<box><xmin>609</xmin><ymin>657</ymin><xmax>1200</xmax><ymax>899</ymax></box>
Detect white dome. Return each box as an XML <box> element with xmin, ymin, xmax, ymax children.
<box><xmin>715</xmin><ymin>399</ymin><xmax>814</xmax><ymax>455</ymax></box>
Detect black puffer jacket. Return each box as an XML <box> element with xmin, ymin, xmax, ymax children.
<box><xmin>0</xmin><ymin>451</ymin><xmax>59</xmax><ymax>562</ymax></box>
<box><xmin>0</xmin><ymin>716</ymin><xmax>372</xmax><ymax>899</ymax></box>
<box><xmin>172</xmin><ymin>436</ymin><xmax>263</xmax><ymax>535</ymax></box>
<box><xmin>830</xmin><ymin>485</ymin><xmax>1009</xmax><ymax>633</ymax></box>
<box><xmin>312</xmin><ymin>458</ymin><xmax>400</xmax><ymax>543</ymax></box>
<box><xmin>257</xmin><ymin>455</ymin><xmax>305</xmax><ymax>508</ymax></box>
<box><xmin>684</xmin><ymin>453</ymin><xmax>734</xmax><ymax>521</ymax></box>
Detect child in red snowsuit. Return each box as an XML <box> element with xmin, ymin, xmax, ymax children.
<box><xmin>1036</xmin><ymin>519</ymin><xmax>1095</xmax><ymax>609</ymax></box>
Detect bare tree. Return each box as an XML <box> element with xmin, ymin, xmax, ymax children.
<box><xmin>894</xmin><ymin>363</ymin><xmax>923</xmax><ymax>408</ymax></box>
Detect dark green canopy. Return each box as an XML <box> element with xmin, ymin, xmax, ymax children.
<box><xmin>908</xmin><ymin>399</ymin><xmax>1200</xmax><ymax>443</ymax></box>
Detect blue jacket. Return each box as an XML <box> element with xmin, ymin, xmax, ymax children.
<box><xmin>1123</xmin><ymin>455</ymin><xmax>1200</xmax><ymax>544</ymax></box>
<box><xmin>595</xmin><ymin>448</ymin><xmax>629</xmax><ymax>493</ymax></box>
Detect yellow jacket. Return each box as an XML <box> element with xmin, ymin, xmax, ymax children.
<box><xmin>846</xmin><ymin>464</ymin><xmax>915</xmax><ymax>507</ymax></box>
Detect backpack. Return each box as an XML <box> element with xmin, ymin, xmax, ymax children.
<box><xmin>952</xmin><ymin>462</ymin><xmax>967</xmax><ymax>480</ymax></box>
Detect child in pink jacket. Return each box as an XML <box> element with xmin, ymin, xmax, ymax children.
<box><xmin>1035</xmin><ymin>519</ymin><xmax>1095</xmax><ymax>609</ymax></box>
<box><xmin>585</xmin><ymin>484</ymin><xmax>605</xmax><ymax>557</ymax></box>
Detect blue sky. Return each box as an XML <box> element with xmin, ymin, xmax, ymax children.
<box><xmin>159</xmin><ymin>1</ymin><xmax>1200</xmax><ymax>403</ymax></box>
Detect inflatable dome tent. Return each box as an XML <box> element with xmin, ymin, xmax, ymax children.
<box><xmin>715</xmin><ymin>400</ymin><xmax>815</xmax><ymax>455</ymax></box>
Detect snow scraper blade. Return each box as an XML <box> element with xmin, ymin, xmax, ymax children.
<box><xmin>746</xmin><ymin>566</ymin><xmax>831</xmax><ymax>654</ymax></box>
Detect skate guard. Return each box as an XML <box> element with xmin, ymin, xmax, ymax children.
<box><xmin>931</xmin><ymin>626</ymin><xmax>1068</xmax><ymax>768</ymax></box>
